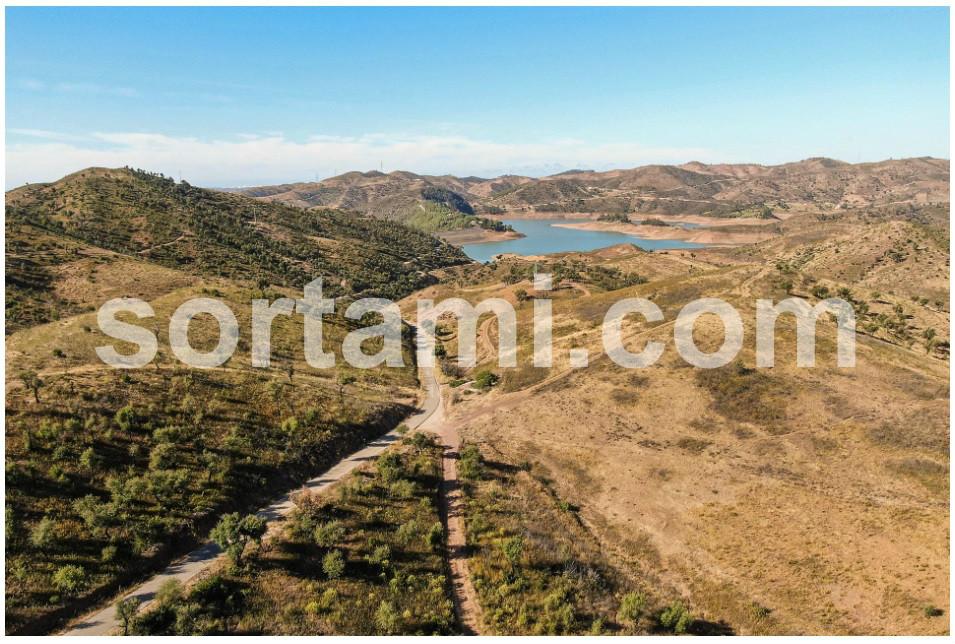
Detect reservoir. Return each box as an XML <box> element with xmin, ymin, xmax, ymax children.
<box><xmin>462</xmin><ymin>219</ymin><xmax>704</xmax><ymax>263</ymax></box>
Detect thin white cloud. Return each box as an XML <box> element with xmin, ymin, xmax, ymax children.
<box><xmin>15</xmin><ymin>79</ymin><xmax>140</xmax><ymax>98</ymax></box>
<box><xmin>9</xmin><ymin>128</ymin><xmax>92</xmax><ymax>142</ymax></box>
<box><xmin>5</xmin><ymin>132</ymin><xmax>715</xmax><ymax>187</ymax></box>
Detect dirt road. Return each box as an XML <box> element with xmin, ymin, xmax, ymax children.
<box><xmin>63</xmin><ymin>370</ymin><xmax>443</xmax><ymax>636</ymax></box>
<box><xmin>414</xmin><ymin>364</ymin><xmax>484</xmax><ymax>634</ymax></box>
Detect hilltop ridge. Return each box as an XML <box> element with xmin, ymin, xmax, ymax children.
<box><xmin>230</xmin><ymin>157</ymin><xmax>949</xmax><ymax>226</ymax></box>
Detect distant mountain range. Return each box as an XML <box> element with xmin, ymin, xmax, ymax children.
<box><xmin>229</xmin><ymin>157</ymin><xmax>949</xmax><ymax>229</ymax></box>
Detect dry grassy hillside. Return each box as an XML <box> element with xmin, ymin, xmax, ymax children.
<box><xmin>4</xmin><ymin>168</ymin><xmax>468</xmax><ymax>634</ymax></box>
<box><xmin>235</xmin><ymin>157</ymin><xmax>948</xmax><ymax>226</ymax></box>
<box><xmin>400</xmin><ymin>203</ymin><xmax>949</xmax><ymax>635</ymax></box>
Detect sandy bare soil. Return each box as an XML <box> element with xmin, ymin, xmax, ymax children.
<box><xmin>552</xmin><ymin>220</ymin><xmax>777</xmax><ymax>245</ymax></box>
<box><xmin>436</xmin><ymin>228</ymin><xmax>524</xmax><ymax>246</ymax></box>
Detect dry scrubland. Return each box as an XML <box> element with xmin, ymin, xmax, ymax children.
<box><xmin>5</xmin><ymin>165</ymin><xmax>951</xmax><ymax>635</ymax></box>
<box><xmin>4</xmin><ymin>168</ymin><xmax>464</xmax><ymax>634</ymax></box>
<box><xmin>4</xmin><ymin>274</ymin><xmax>422</xmax><ymax>634</ymax></box>
<box><xmin>414</xmin><ymin>204</ymin><xmax>949</xmax><ymax>635</ymax></box>
<box><xmin>126</xmin><ymin>435</ymin><xmax>455</xmax><ymax>635</ymax></box>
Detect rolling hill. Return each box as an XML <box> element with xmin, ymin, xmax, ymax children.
<box><xmin>232</xmin><ymin>157</ymin><xmax>949</xmax><ymax>223</ymax></box>
<box><xmin>6</xmin><ymin>167</ymin><xmax>470</xmax><ymax>332</ymax></box>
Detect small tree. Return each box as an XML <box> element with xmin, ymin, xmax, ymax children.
<box><xmin>116</xmin><ymin>597</ymin><xmax>142</xmax><ymax>635</ymax></box>
<box><xmin>322</xmin><ymin>549</ymin><xmax>345</xmax><ymax>579</ymax></box>
<box><xmin>210</xmin><ymin>513</ymin><xmax>267</xmax><ymax>566</ymax></box>
<box><xmin>19</xmin><ymin>370</ymin><xmax>43</xmax><ymax>403</ymax></box>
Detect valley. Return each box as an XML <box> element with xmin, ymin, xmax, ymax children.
<box><xmin>4</xmin><ymin>162</ymin><xmax>950</xmax><ymax>635</ymax></box>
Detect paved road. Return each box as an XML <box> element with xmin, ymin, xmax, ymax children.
<box><xmin>63</xmin><ymin>369</ymin><xmax>442</xmax><ymax>636</ymax></box>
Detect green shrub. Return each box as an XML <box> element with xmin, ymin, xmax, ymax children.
<box><xmin>473</xmin><ymin>370</ymin><xmax>499</xmax><ymax>390</ymax></box>
<box><xmin>409</xmin><ymin>432</ymin><xmax>436</xmax><ymax>450</ymax></box>
<box><xmin>52</xmin><ymin>564</ymin><xmax>87</xmax><ymax>596</ymax></box>
<box><xmin>377</xmin><ymin>451</ymin><xmax>405</xmax><ymax>483</ymax></box>
<box><xmin>425</xmin><ymin>522</ymin><xmax>444</xmax><ymax>551</ymax></box>
<box><xmin>658</xmin><ymin>600</ymin><xmax>692</xmax><ymax>634</ymax></box>
<box><xmin>366</xmin><ymin>544</ymin><xmax>391</xmax><ymax>569</ymax></box>
<box><xmin>317</xmin><ymin>587</ymin><xmax>338</xmax><ymax>611</ymax></box>
<box><xmin>389</xmin><ymin>479</ymin><xmax>416</xmax><ymax>499</ymax></box>
<box><xmin>617</xmin><ymin>591</ymin><xmax>647</xmax><ymax>626</ymax></box>
<box><xmin>924</xmin><ymin>605</ymin><xmax>944</xmax><ymax>618</ymax></box>
<box><xmin>375</xmin><ymin>600</ymin><xmax>401</xmax><ymax>634</ymax></box>
<box><xmin>155</xmin><ymin>579</ymin><xmax>184</xmax><ymax>606</ymax></box>
<box><xmin>396</xmin><ymin>519</ymin><xmax>419</xmax><ymax>545</ymax></box>
<box><xmin>459</xmin><ymin>444</ymin><xmax>483</xmax><ymax>481</ymax></box>
<box><xmin>116</xmin><ymin>597</ymin><xmax>142</xmax><ymax>635</ymax></box>
<box><xmin>115</xmin><ymin>405</ymin><xmax>138</xmax><ymax>433</ymax></box>
<box><xmin>322</xmin><ymin>549</ymin><xmax>345</xmax><ymax>579</ymax></box>
<box><xmin>30</xmin><ymin>516</ymin><xmax>55</xmax><ymax>549</ymax></box>
<box><xmin>313</xmin><ymin>520</ymin><xmax>345</xmax><ymax>548</ymax></box>
<box><xmin>79</xmin><ymin>447</ymin><xmax>99</xmax><ymax>471</ymax></box>
<box><xmin>501</xmin><ymin>535</ymin><xmax>524</xmax><ymax>572</ymax></box>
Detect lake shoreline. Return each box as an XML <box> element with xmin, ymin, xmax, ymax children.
<box><xmin>460</xmin><ymin>218</ymin><xmax>706</xmax><ymax>263</ymax></box>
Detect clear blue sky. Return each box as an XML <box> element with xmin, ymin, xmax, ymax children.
<box><xmin>5</xmin><ymin>7</ymin><xmax>950</xmax><ymax>186</ymax></box>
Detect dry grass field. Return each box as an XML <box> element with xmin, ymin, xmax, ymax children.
<box><xmin>401</xmin><ymin>204</ymin><xmax>950</xmax><ymax>635</ymax></box>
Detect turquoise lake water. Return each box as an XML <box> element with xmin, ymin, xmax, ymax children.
<box><xmin>461</xmin><ymin>219</ymin><xmax>705</xmax><ymax>263</ymax></box>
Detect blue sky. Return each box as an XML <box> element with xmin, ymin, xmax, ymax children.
<box><xmin>6</xmin><ymin>6</ymin><xmax>949</xmax><ymax>186</ymax></box>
